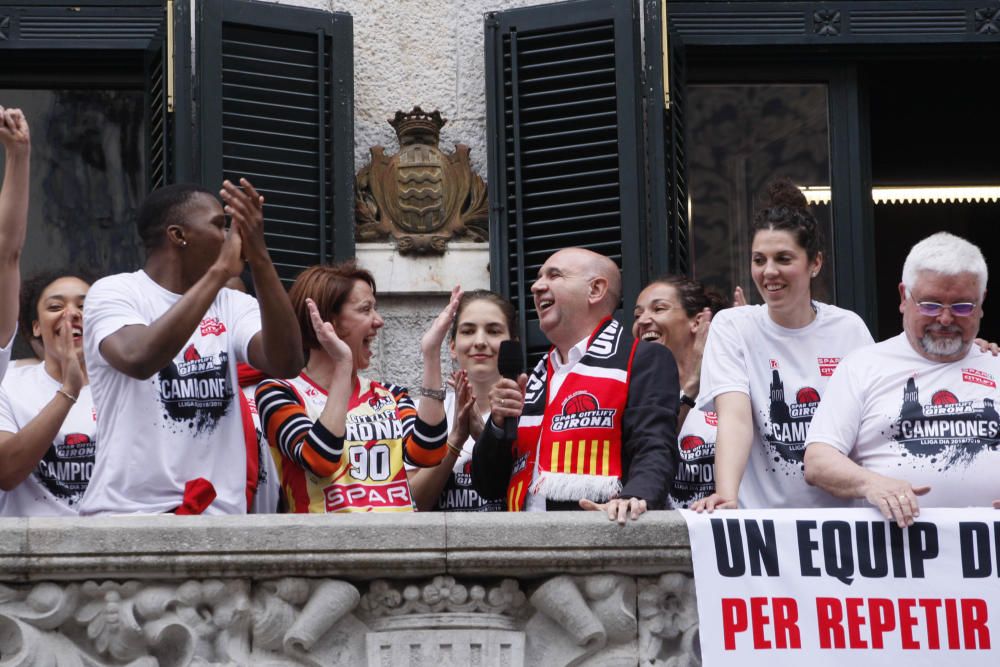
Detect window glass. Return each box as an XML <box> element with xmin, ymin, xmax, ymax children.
<box><xmin>0</xmin><ymin>89</ymin><xmax>145</xmax><ymax>358</ymax></box>
<box><xmin>686</xmin><ymin>84</ymin><xmax>834</xmax><ymax>304</ymax></box>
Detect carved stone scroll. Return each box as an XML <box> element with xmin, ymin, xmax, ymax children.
<box><xmin>0</xmin><ymin>573</ymin><xmax>701</xmax><ymax>666</ymax></box>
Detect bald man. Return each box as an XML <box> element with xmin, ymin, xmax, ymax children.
<box><xmin>472</xmin><ymin>248</ymin><xmax>679</xmax><ymax>523</ymax></box>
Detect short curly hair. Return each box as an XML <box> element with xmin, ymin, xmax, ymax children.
<box><xmin>135</xmin><ymin>183</ymin><xmax>217</xmax><ymax>251</ymax></box>
<box><xmin>19</xmin><ymin>270</ymin><xmax>94</xmax><ymax>354</ymax></box>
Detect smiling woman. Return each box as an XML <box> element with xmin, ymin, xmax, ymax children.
<box><xmin>253</xmin><ymin>262</ymin><xmax>453</xmax><ymax>513</ymax></box>
<box><xmin>407</xmin><ymin>290</ymin><xmax>518</xmax><ymax>512</ymax></box>
<box><xmin>692</xmin><ymin>179</ymin><xmax>875</xmax><ymax>512</ymax></box>
<box><xmin>0</xmin><ymin>271</ymin><xmax>95</xmax><ymax>516</ymax></box>
<box><xmin>632</xmin><ymin>276</ymin><xmax>729</xmax><ymax>508</ymax></box>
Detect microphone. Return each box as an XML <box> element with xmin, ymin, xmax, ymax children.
<box><xmin>497</xmin><ymin>340</ymin><xmax>524</xmax><ymax>441</ymax></box>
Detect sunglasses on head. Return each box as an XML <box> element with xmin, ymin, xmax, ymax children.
<box><xmin>913</xmin><ymin>301</ymin><xmax>977</xmax><ymax>317</ymax></box>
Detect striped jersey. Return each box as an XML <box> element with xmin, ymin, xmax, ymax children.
<box><xmin>255</xmin><ymin>373</ymin><xmax>446</xmax><ymax>513</ymax></box>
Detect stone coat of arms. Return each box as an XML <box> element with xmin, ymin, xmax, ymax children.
<box><xmin>355</xmin><ymin>107</ymin><xmax>488</xmax><ymax>254</ymax></box>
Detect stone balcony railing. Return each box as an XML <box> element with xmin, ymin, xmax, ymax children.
<box><xmin>0</xmin><ymin>511</ymin><xmax>699</xmax><ymax>666</ymax></box>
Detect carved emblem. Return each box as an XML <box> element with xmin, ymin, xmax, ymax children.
<box><xmin>813</xmin><ymin>9</ymin><xmax>841</xmax><ymax>36</ymax></box>
<box><xmin>356</xmin><ymin>106</ymin><xmax>489</xmax><ymax>254</ymax></box>
<box><xmin>975</xmin><ymin>7</ymin><xmax>1000</xmax><ymax>34</ymax></box>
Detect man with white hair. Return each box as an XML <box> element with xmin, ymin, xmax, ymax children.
<box><xmin>804</xmin><ymin>232</ymin><xmax>1000</xmax><ymax>527</ymax></box>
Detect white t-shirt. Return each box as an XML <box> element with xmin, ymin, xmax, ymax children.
<box><xmin>0</xmin><ymin>364</ymin><xmax>97</xmax><ymax>516</ymax></box>
<box><xmin>669</xmin><ymin>406</ymin><xmax>717</xmax><ymax>509</ymax></box>
<box><xmin>806</xmin><ymin>333</ymin><xmax>1000</xmax><ymax>507</ymax></box>
<box><xmin>80</xmin><ymin>270</ymin><xmax>261</xmax><ymax>515</ymax></box>
<box><xmin>0</xmin><ymin>327</ymin><xmax>14</xmax><ymax>384</ymax></box>
<box><xmin>698</xmin><ymin>302</ymin><xmax>874</xmax><ymax>509</ymax></box>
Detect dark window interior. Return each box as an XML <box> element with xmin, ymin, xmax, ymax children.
<box><xmin>868</xmin><ymin>59</ymin><xmax>1000</xmax><ymax>341</ymax></box>
<box><xmin>1</xmin><ymin>52</ymin><xmax>147</xmax><ymax>359</ymax></box>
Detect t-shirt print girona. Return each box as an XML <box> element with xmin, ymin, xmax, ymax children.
<box><xmin>806</xmin><ymin>333</ymin><xmax>1000</xmax><ymax>507</ymax></box>
<box><xmin>669</xmin><ymin>405</ymin><xmax>718</xmax><ymax>509</ymax></box>
<box><xmin>0</xmin><ymin>363</ymin><xmax>97</xmax><ymax>516</ymax></box>
<box><xmin>80</xmin><ymin>270</ymin><xmax>261</xmax><ymax>515</ymax></box>
<box><xmin>698</xmin><ymin>302</ymin><xmax>874</xmax><ymax>509</ymax></box>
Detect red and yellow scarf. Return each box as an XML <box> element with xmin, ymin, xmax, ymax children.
<box><xmin>507</xmin><ymin>318</ymin><xmax>637</xmax><ymax>510</ymax></box>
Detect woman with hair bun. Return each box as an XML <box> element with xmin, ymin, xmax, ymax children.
<box><xmin>692</xmin><ymin>178</ymin><xmax>874</xmax><ymax>510</ymax></box>
<box><xmin>633</xmin><ymin>276</ymin><xmax>730</xmax><ymax>508</ymax></box>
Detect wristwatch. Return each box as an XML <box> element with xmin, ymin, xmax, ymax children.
<box><xmin>679</xmin><ymin>392</ymin><xmax>696</xmax><ymax>408</ymax></box>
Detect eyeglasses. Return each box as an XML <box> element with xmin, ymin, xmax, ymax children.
<box><xmin>913</xmin><ymin>300</ymin><xmax>978</xmax><ymax>317</ymax></box>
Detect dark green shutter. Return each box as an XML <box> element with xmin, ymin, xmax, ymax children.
<box><xmin>0</xmin><ymin>2</ymin><xmax>163</xmax><ymax>49</ymax></box>
<box><xmin>144</xmin><ymin>27</ymin><xmax>171</xmax><ymax>192</ymax></box>
<box><xmin>196</xmin><ymin>0</ymin><xmax>354</xmax><ymax>284</ymax></box>
<box><xmin>644</xmin><ymin>0</ymin><xmax>690</xmax><ymax>278</ymax></box>
<box><xmin>486</xmin><ymin>0</ymin><xmax>647</xmax><ymax>362</ymax></box>
<box><xmin>143</xmin><ymin>1</ymin><xmax>193</xmax><ymax>190</ymax></box>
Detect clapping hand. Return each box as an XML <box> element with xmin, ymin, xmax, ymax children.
<box><xmin>220</xmin><ymin>178</ymin><xmax>267</xmax><ymax>266</ymax></box>
<box><xmin>421</xmin><ymin>286</ymin><xmax>463</xmax><ymax>357</ymax></box>
<box><xmin>307</xmin><ymin>298</ymin><xmax>351</xmax><ymax>366</ymax></box>
<box><xmin>448</xmin><ymin>370</ymin><xmax>476</xmax><ymax>449</ymax></box>
<box><xmin>684</xmin><ymin>307</ymin><xmax>713</xmax><ymax>397</ymax></box>
<box><xmin>732</xmin><ymin>286</ymin><xmax>747</xmax><ymax>307</ymax></box>
<box><xmin>52</xmin><ymin>312</ymin><xmax>85</xmax><ymax>398</ymax></box>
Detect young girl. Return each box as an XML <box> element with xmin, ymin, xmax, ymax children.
<box><xmin>408</xmin><ymin>290</ymin><xmax>517</xmax><ymax>511</ymax></box>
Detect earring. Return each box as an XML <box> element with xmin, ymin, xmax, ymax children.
<box><xmin>810</xmin><ymin>272</ymin><xmax>817</xmax><ymax>278</ymax></box>
<box><xmin>181</xmin><ymin>241</ymin><xmax>188</xmax><ymax>248</ymax></box>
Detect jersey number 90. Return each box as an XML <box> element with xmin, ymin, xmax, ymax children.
<box><xmin>348</xmin><ymin>444</ymin><xmax>391</xmax><ymax>481</ymax></box>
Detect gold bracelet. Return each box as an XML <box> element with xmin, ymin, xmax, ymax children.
<box><xmin>56</xmin><ymin>389</ymin><xmax>78</xmax><ymax>404</ymax></box>
<box><xmin>446</xmin><ymin>440</ymin><xmax>463</xmax><ymax>457</ymax></box>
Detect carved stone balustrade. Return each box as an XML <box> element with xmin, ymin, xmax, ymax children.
<box><xmin>0</xmin><ymin>511</ymin><xmax>699</xmax><ymax>666</ymax></box>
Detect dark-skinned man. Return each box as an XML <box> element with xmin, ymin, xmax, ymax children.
<box><xmin>80</xmin><ymin>180</ymin><xmax>302</xmax><ymax>515</ymax></box>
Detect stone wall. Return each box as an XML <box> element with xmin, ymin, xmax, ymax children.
<box><xmin>0</xmin><ymin>512</ymin><xmax>700</xmax><ymax>665</ymax></box>
<box><xmin>356</xmin><ymin>242</ymin><xmax>491</xmax><ymax>390</ymax></box>
<box><xmin>262</xmin><ymin>0</ymin><xmax>557</xmax><ymax>177</ymax></box>
<box><xmin>253</xmin><ymin>0</ymin><xmax>565</xmax><ymax>387</ymax></box>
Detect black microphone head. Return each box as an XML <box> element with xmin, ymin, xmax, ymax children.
<box><xmin>497</xmin><ymin>340</ymin><xmax>524</xmax><ymax>380</ymax></box>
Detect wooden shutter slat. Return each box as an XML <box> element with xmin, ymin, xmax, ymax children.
<box><xmin>199</xmin><ymin>0</ymin><xmax>353</xmax><ymax>282</ymax></box>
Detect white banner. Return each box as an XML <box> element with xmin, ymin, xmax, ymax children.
<box><xmin>682</xmin><ymin>508</ymin><xmax>1000</xmax><ymax>666</ymax></box>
